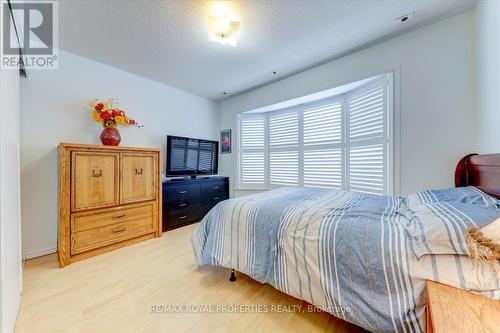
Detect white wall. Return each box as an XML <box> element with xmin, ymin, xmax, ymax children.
<box><xmin>0</xmin><ymin>68</ymin><xmax>23</xmax><ymax>332</ymax></box>
<box><xmin>475</xmin><ymin>1</ymin><xmax>500</xmax><ymax>153</ymax></box>
<box><xmin>219</xmin><ymin>10</ymin><xmax>476</xmax><ymax>197</ymax></box>
<box><xmin>20</xmin><ymin>50</ymin><xmax>218</xmax><ymax>258</ymax></box>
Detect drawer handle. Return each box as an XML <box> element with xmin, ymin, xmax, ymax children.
<box><xmin>213</xmin><ymin>197</ymin><xmax>220</xmax><ymax>200</ymax></box>
<box><xmin>179</xmin><ymin>191</ymin><xmax>187</xmax><ymax>194</ymax></box>
<box><xmin>213</xmin><ymin>186</ymin><xmax>219</xmax><ymax>189</ymax></box>
<box><xmin>112</xmin><ymin>213</ymin><xmax>126</xmax><ymax>219</ymax></box>
<box><xmin>178</xmin><ymin>215</ymin><xmax>187</xmax><ymax>220</ymax></box>
<box><xmin>135</xmin><ymin>168</ymin><xmax>143</xmax><ymax>175</ymax></box>
<box><xmin>178</xmin><ymin>203</ymin><xmax>187</xmax><ymax>207</ymax></box>
<box><xmin>92</xmin><ymin>169</ymin><xmax>102</xmax><ymax>177</ymax></box>
<box><xmin>112</xmin><ymin>227</ymin><xmax>126</xmax><ymax>233</ymax></box>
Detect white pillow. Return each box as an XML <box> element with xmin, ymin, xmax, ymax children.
<box><xmin>401</xmin><ymin>202</ymin><xmax>500</xmax><ymax>258</ymax></box>
<box><xmin>404</xmin><ymin>186</ymin><xmax>500</xmax><ymax>208</ymax></box>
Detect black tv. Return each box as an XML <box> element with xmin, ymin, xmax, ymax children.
<box><xmin>166</xmin><ymin>135</ymin><xmax>218</xmax><ymax>178</ymax></box>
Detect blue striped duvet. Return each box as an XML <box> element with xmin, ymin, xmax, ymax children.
<box><xmin>192</xmin><ymin>187</ymin><xmax>500</xmax><ymax>333</ymax></box>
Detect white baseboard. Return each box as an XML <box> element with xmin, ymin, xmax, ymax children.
<box><xmin>24</xmin><ymin>247</ymin><xmax>57</xmax><ymax>260</ymax></box>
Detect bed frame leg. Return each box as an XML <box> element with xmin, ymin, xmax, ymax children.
<box><xmin>229</xmin><ymin>269</ymin><xmax>237</xmax><ymax>282</ymax></box>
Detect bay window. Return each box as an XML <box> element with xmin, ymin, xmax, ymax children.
<box><xmin>238</xmin><ymin>75</ymin><xmax>393</xmax><ymax>195</ymax></box>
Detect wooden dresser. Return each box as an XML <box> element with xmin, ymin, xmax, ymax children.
<box><xmin>426</xmin><ymin>281</ymin><xmax>500</xmax><ymax>333</ymax></box>
<box><xmin>58</xmin><ymin>143</ymin><xmax>162</xmax><ymax>267</ymax></box>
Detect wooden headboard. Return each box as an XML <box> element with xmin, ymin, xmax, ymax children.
<box><xmin>455</xmin><ymin>153</ymin><xmax>500</xmax><ymax>199</ymax></box>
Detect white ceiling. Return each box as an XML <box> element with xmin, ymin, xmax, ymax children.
<box><xmin>58</xmin><ymin>0</ymin><xmax>476</xmax><ymax>101</ymax></box>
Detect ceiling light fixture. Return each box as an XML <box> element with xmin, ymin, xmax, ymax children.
<box><xmin>208</xmin><ymin>3</ymin><xmax>239</xmax><ymax>47</ymax></box>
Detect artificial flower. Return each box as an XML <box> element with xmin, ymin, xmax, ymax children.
<box><xmin>89</xmin><ymin>98</ymin><xmax>141</xmax><ymax>129</ymax></box>
<box><xmin>95</xmin><ymin>103</ymin><xmax>104</xmax><ymax>111</ymax></box>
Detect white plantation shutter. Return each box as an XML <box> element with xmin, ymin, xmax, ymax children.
<box><xmin>303</xmin><ymin>102</ymin><xmax>342</xmax><ymax>144</ymax></box>
<box><xmin>239</xmin><ymin>114</ymin><xmax>266</xmax><ymax>186</ymax></box>
<box><xmin>238</xmin><ymin>75</ymin><xmax>392</xmax><ymax>194</ymax></box>
<box><xmin>303</xmin><ymin>100</ymin><xmax>343</xmax><ymax>188</ymax></box>
<box><xmin>347</xmin><ymin>79</ymin><xmax>387</xmax><ymax>195</ymax></box>
<box><xmin>349</xmin><ymin>144</ymin><xmax>384</xmax><ymax>194</ymax></box>
<box><xmin>241</xmin><ymin>152</ymin><xmax>265</xmax><ymax>184</ymax></box>
<box><xmin>349</xmin><ymin>84</ymin><xmax>385</xmax><ymax>141</ymax></box>
<box><xmin>269</xmin><ymin>111</ymin><xmax>299</xmax><ymax>186</ymax></box>
<box><xmin>304</xmin><ymin>148</ymin><xmax>342</xmax><ymax>188</ymax></box>
<box><xmin>270</xmin><ymin>151</ymin><xmax>298</xmax><ymax>186</ymax></box>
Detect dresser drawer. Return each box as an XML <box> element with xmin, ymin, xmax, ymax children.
<box><xmin>164</xmin><ymin>184</ymin><xmax>200</xmax><ymax>196</ymax></box>
<box><xmin>164</xmin><ymin>199</ymin><xmax>200</xmax><ymax>210</ymax></box>
<box><xmin>164</xmin><ymin>211</ymin><xmax>199</xmax><ymax>229</ymax></box>
<box><xmin>201</xmin><ymin>193</ymin><xmax>228</xmax><ymax>205</ymax></box>
<box><xmin>200</xmin><ymin>181</ymin><xmax>227</xmax><ymax>196</ymax></box>
<box><xmin>164</xmin><ymin>184</ymin><xmax>200</xmax><ymax>204</ymax></box>
<box><xmin>71</xmin><ymin>204</ymin><xmax>154</xmax><ymax>233</ymax></box>
<box><xmin>71</xmin><ymin>215</ymin><xmax>154</xmax><ymax>254</ymax></box>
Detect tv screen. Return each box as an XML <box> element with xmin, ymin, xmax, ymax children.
<box><xmin>166</xmin><ymin>135</ymin><xmax>218</xmax><ymax>177</ymax></box>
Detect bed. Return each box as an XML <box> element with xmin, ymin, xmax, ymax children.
<box><xmin>191</xmin><ymin>154</ymin><xmax>500</xmax><ymax>333</ymax></box>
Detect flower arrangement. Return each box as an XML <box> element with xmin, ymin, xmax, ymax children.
<box><xmin>89</xmin><ymin>98</ymin><xmax>141</xmax><ymax>146</ymax></box>
<box><xmin>89</xmin><ymin>98</ymin><xmax>141</xmax><ymax>128</ymax></box>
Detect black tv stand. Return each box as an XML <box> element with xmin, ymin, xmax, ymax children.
<box><xmin>162</xmin><ymin>176</ymin><xmax>229</xmax><ymax>231</ymax></box>
<box><xmin>170</xmin><ymin>177</ymin><xmax>191</xmax><ymax>181</ymax></box>
<box><xmin>169</xmin><ymin>175</ymin><xmax>211</xmax><ymax>181</ymax></box>
<box><xmin>192</xmin><ymin>175</ymin><xmax>209</xmax><ymax>180</ymax></box>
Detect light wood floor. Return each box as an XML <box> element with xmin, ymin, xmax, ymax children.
<box><xmin>15</xmin><ymin>223</ymin><xmax>366</xmax><ymax>333</ymax></box>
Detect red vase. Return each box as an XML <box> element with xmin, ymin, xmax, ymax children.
<box><xmin>100</xmin><ymin>127</ymin><xmax>121</xmax><ymax>146</ymax></box>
